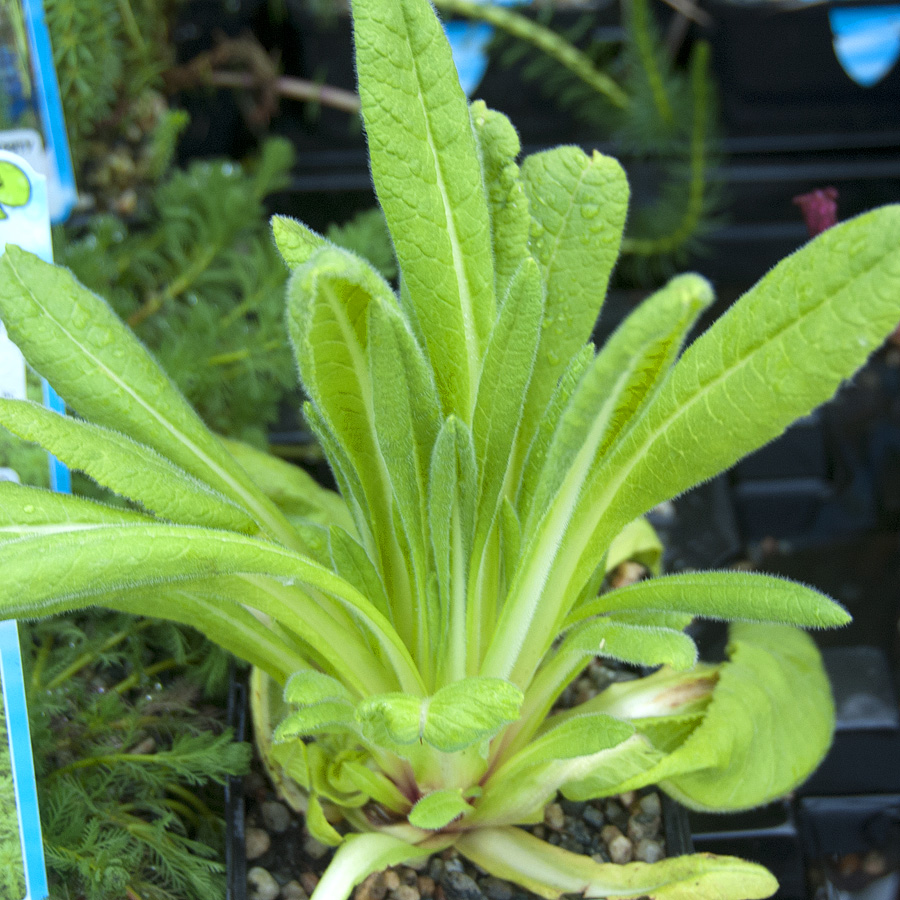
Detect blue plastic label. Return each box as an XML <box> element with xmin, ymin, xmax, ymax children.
<box><xmin>0</xmin><ymin>149</ymin><xmax>62</xmax><ymax>900</ymax></box>
<box><xmin>0</xmin><ymin>0</ymin><xmax>76</xmax><ymax>222</ymax></box>
<box><xmin>830</xmin><ymin>7</ymin><xmax>900</xmax><ymax>87</ymax></box>
<box><xmin>444</xmin><ymin>0</ymin><xmax>526</xmax><ymax>97</ymax></box>
<box><xmin>0</xmin><ymin>621</ymin><xmax>49</xmax><ymax>900</ymax></box>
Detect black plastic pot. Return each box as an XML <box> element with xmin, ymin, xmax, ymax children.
<box><xmin>702</xmin><ymin>0</ymin><xmax>900</xmax><ymax>139</ymax></box>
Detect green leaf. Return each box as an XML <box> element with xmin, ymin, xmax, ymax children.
<box><xmin>274</xmin><ymin>702</ymin><xmax>358</xmax><ymax>740</ymax></box>
<box><xmin>660</xmin><ymin>623</ymin><xmax>837</xmax><ymax>811</ymax></box>
<box><xmin>577</xmin><ymin>206</ymin><xmax>900</xmax><ymax>569</ymax></box>
<box><xmin>559</xmin><ymin>619</ymin><xmax>698</xmax><ymax>671</ymax></box>
<box><xmin>329</xmin><ymin>526</ymin><xmax>393</xmax><ymax>622</ymax></box>
<box><xmin>0</xmin><ymin>399</ymin><xmax>257</xmax><ymax>532</ymax></box>
<box><xmin>604</xmin><ymin>517</ymin><xmax>663</xmax><ymax>576</ymax></box>
<box><xmin>357</xmin><ymin>678</ymin><xmax>523</xmax><ymax>753</ymax></box>
<box><xmin>308</xmin><ymin>833</ymin><xmax>431</xmax><ymax>900</ymax></box>
<box><xmin>284</xmin><ymin>670</ymin><xmax>355</xmax><ymax>707</ymax></box>
<box><xmin>369</xmin><ymin>299</ymin><xmax>442</xmax><ymax>590</ymax></box>
<box><xmin>222</xmin><ymin>436</ymin><xmax>356</xmax><ymax>533</ymax></box>
<box><xmin>352</xmin><ymin>0</ymin><xmax>496</xmax><ymax>417</ymax></box>
<box><xmin>473</xmin><ymin>719</ymin><xmax>639</xmax><ymax>826</ymax></box>
<box><xmin>0</xmin><ymin>523</ymin><xmax>423</xmax><ymax>695</ymax></box>
<box><xmin>456</xmin><ymin>826</ymin><xmax>778</xmax><ymax>900</ymax></box>
<box><xmin>307</xmin><ymin>793</ymin><xmax>345</xmax><ymax>847</ymax></box>
<box><xmin>408</xmin><ymin>789</ymin><xmax>472</xmax><ymax>830</ymax></box>
<box><xmin>573</xmin><ymin>571</ymin><xmax>850</xmax><ymax>630</ymax></box>
<box><xmin>472</xmin><ymin>257</ymin><xmax>543</xmax><ymax>536</ymax></box>
<box><xmin>0</xmin><ymin>481</ymin><xmax>148</xmax><ymax>539</ymax></box>
<box><xmin>516</xmin><ymin>147</ymin><xmax>629</xmax><ymax>455</ymax></box>
<box><xmin>271</xmin><ymin>215</ymin><xmax>326</xmax><ymax>268</ymax></box>
<box><xmin>428</xmin><ymin>416</ymin><xmax>477</xmax><ymax>682</ymax></box>
<box><xmin>516</xmin><ymin>344</ymin><xmax>593</xmax><ymax>520</ymax></box>
<box><xmin>470</xmin><ymin>101</ymin><xmax>530</xmax><ymax>300</ymax></box>
<box><xmin>0</xmin><ymin>247</ymin><xmax>294</xmax><ymax>543</ymax></box>
<box><xmin>338</xmin><ymin>758</ymin><xmax>411</xmax><ymax>814</ymax></box>
<box><xmin>98</xmin><ymin>579</ymin><xmax>309</xmax><ymax>685</ymax></box>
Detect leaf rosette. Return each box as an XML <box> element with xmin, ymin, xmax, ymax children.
<box><xmin>1</xmin><ymin>0</ymin><xmax>899</xmax><ymax>896</ymax></box>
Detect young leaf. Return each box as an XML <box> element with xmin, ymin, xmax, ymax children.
<box><xmin>516</xmin><ymin>147</ymin><xmax>629</xmax><ymax>455</ymax></box>
<box><xmin>0</xmin><ymin>398</ymin><xmax>257</xmax><ymax>532</ymax></box>
<box><xmin>369</xmin><ymin>299</ymin><xmax>442</xmax><ymax>610</ymax></box>
<box><xmin>456</xmin><ymin>826</ymin><xmax>778</xmax><ymax>899</ymax></box>
<box><xmin>408</xmin><ymin>789</ymin><xmax>472</xmax><ymax>830</ymax></box>
<box><xmin>329</xmin><ymin>525</ymin><xmax>393</xmax><ymax>622</ymax></box>
<box><xmin>428</xmin><ymin>416</ymin><xmax>477</xmax><ymax>683</ymax></box>
<box><xmin>351</xmin><ymin>0</ymin><xmax>496</xmax><ymax>417</ymax></box>
<box><xmin>272</xmin><ymin>215</ymin><xmax>327</xmax><ymax>268</ymax></box>
<box><xmin>285</xmin><ymin>670</ymin><xmax>355</xmax><ymax>707</ymax></box>
<box><xmin>0</xmin><ymin>247</ymin><xmax>295</xmax><ymax>544</ymax></box>
<box><xmin>274</xmin><ymin>701</ymin><xmax>358</xmax><ymax>740</ymax></box>
<box><xmin>358</xmin><ymin>678</ymin><xmax>523</xmax><ymax>753</ymax></box>
<box><xmin>307</xmin><ymin>793</ymin><xmax>345</xmax><ymax>847</ymax></box>
<box><xmin>472</xmin><ymin>257</ymin><xmax>543</xmax><ymax>537</ymax></box>
<box><xmin>470</xmin><ymin>101</ymin><xmax>530</xmax><ymax>300</ymax></box>
<box><xmin>572</xmin><ymin>571</ymin><xmax>850</xmax><ymax>630</ymax></box>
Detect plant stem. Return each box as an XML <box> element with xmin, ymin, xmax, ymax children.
<box><xmin>433</xmin><ymin>0</ymin><xmax>629</xmax><ymax>110</ymax></box>
<box><xmin>209</xmin><ymin>70</ymin><xmax>361</xmax><ymax>114</ymax></box>
<box><xmin>629</xmin><ymin>0</ymin><xmax>675</xmax><ymax>126</ymax></box>
<box><xmin>113</xmin><ymin>653</ymin><xmax>200</xmax><ymax>694</ymax></box>
<box><xmin>44</xmin><ymin>619</ymin><xmax>156</xmax><ymax>691</ymax></box>
<box><xmin>620</xmin><ymin>41</ymin><xmax>710</xmax><ymax>257</ymax></box>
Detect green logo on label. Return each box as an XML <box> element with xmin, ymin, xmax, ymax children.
<box><xmin>0</xmin><ymin>160</ymin><xmax>31</xmax><ymax>219</ymax></box>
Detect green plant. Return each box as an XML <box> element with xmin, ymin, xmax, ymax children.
<box><xmin>0</xmin><ymin>0</ymin><xmax>899</xmax><ymax>898</ymax></box>
<box><xmin>433</xmin><ymin>0</ymin><xmax>719</xmax><ymax>273</ymax></box>
<box><xmin>24</xmin><ymin>613</ymin><xmax>249</xmax><ymax>900</ymax></box>
<box><xmin>0</xmin><ymin>681</ymin><xmax>26</xmax><ymax>900</ymax></box>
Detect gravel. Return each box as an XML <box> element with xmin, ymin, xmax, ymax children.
<box><xmin>243</xmin><ymin>660</ymin><xmax>669</xmax><ymax>899</ymax></box>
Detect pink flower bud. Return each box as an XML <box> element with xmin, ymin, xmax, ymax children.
<box><xmin>793</xmin><ymin>187</ymin><xmax>839</xmax><ymax>237</ymax></box>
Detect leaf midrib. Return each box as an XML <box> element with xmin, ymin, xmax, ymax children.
<box><xmin>5</xmin><ymin>253</ymin><xmax>289</xmax><ymax>541</ymax></box>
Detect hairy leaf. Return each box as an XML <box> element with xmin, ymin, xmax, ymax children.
<box><xmin>352</xmin><ymin>0</ymin><xmax>495</xmax><ymax>417</ymax></box>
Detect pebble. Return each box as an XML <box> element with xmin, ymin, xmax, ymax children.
<box><xmin>300</xmin><ymin>873</ymin><xmax>319</xmax><ymax>895</ymax></box>
<box><xmin>394</xmin><ymin>885</ymin><xmax>420</xmax><ymax>900</ymax></box>
<box><xmin>635</xmin><ymin>839</ymin><xmax>665</xmax><ymax>864</ymax></box>
<box><xmin>281</xmin><ymin>882</ymin><xmax>308</xmax><ymax>900</ymax></box>
<box><xmin>583</xmin><ymin>805</ymin><xmax>605</xmax><ymax>829</ymax></box>
<box><xmin>246</xmin><ymin>827</ymin><xmax>272</xmax><ymax>860</ymax></box>
<box><xmin>443</xmin><ymin>871</ymin><xmax>484</xmax><ymax>900</ymax></box>
<box><xmin>481</xmin><ymin>876</ymin><xmax>513</xmax><ymax>900</ymax></box>
<box><xmin>638</xmin><ymin>793</ymin><xmax>661</xmax><ymax>818</ymax></box>
<box><xmin>602</xmin><ymin>825</ymin><xmax>634</xmax><ymax>864</ymax></box>
<box><xmin>384</xmin><ymin>870</ymin><xmax>401</xmax><ymax>891</ymax></box>
<box><xmin>303</xmin><ymin>835</ymin><xmax>330</xmax><ymax>860</ymax></box>
<box><xmin>417</xmin><ymin>875</ymin><xmax>436</xmax><ymax>897</ymax></box>
<box><xmin>355</xmin><ymin>872</ymin><xmax>387</xmax><ymax>900</ymax></box>
<box><xmin>261</xmin><ymin>801</ymin><xmax>292</xmax><ymax>834</ymax></box>
<box><xmin>543</xmin><ymin>802</ymin><xmax>565</xmax><ymax>831</ymax></box>
<box><xmin>248</xmin><ymin>867</ymin><xmax>281</xmax><ymax>900</ymax></box>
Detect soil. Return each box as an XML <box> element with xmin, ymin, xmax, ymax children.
<box><xmin>238</xmin><ymin>660</ymin><xmax>676</xmax><ymax>900</ymax></box>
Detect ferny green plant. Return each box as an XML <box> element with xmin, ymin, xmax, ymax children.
<box><xmin>0</xmin><ymin>0</ymin><xmax>899</xmax><ymax>896</ymax></box>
